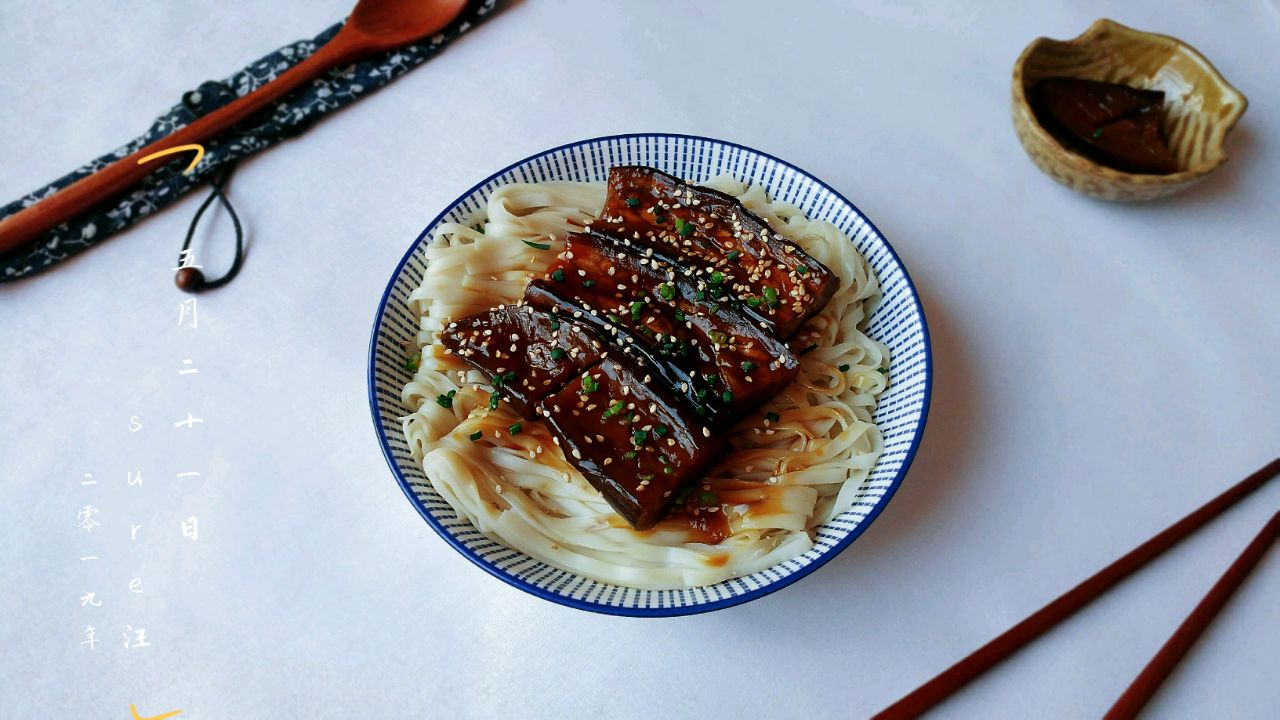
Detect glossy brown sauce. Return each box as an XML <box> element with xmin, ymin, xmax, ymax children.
<box><xmin>1031</xmin><ymin>77</ymin><xmax>1179</xmax><ymax>175</ymax></box>
<box><xmin>595</xmin><ymin>166</ymin><xmax>838</xmax><ymax>337</ymax></box>
<box><xmin>526</xmin><ymin>232</ymin><xmax>799</xmax><ymax>427</ymax></box>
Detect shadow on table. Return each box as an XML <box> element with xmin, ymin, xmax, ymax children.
<box><xmin>790</xmin><ymin>273</ymin><xmax>985</xmax><ymax>589</ymax></box>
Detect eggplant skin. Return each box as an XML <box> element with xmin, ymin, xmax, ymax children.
<box><xmin>593</xmin><ymin>165</ymin><xmax>838</xmax><ymax>338</ymax></box>
<box><xmin>537</xmin><ymin>356</ymin><xmax>724</xmax><ymax>530</ymax></box>
<box><xmin>438</xmin><ymin>304</ymin><xmax>600</xmax><ymax>418</ymax></box>
<box><xmin>525</xmin><ymin>232</ymin><xmax>799</xmax><ymax>428</ymax></box>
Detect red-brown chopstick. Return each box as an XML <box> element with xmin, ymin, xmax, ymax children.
<box><xmin>1104</xmin><ymin>510</ymin><xmax>1280</xmax><ymax>719</ymax></box>
<box><xmin>873</xmin><ymin>457</ymin><xmax>1280</xmax><ymax>719</ymax></box>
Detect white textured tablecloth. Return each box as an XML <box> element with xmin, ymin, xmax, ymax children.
<box><xmin>3</xmin><ymin>1</ymin><xmax>1278</xmax><ymax>717</ymax></box>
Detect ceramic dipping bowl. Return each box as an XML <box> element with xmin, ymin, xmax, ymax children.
<box><xmin>1012</xmin><ymin>18</ymin><xmax>1248</xmax><ymax>202</ymax></box>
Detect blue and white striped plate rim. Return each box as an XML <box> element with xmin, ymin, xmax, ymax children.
<box><xmin>368</xmin><ymin>133</ymin><xmax>932</xmax><ymax>617</ymax></box>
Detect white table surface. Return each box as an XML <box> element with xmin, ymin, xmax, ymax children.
<box><xmin>3</xmin><ymin>1</ymin><xmax>1278</xmax><ymax>717</ymax></box>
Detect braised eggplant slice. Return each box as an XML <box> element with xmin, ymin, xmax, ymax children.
<box><xmin>536</xmin><ymin>356</ymin><xmax>724</xmax><ymax>530</ymax></box>
<box><xmin>591</xmin><ymin>165</ymin><xmax>838</xmax><ymax>338</ymax></box>
<box><xmin>438</xmin><ymin>304</ymin><xmax>599</xmax><ymax>418</ymax></box>
<box><xmin>524</xmin><ymin>232</ymin><xmax>799</xmax><ymax>427</ymax></box>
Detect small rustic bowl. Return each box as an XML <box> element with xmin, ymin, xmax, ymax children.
<box><xmin>1012</xmin><ymin>18</ymin><xmax>1248</xmax><ymax>202</ymax></box>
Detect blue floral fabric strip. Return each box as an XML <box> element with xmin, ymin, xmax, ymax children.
<box><xmin>0</xmin><ymin>0</ymin><xmax>497</xmax><ymax>282</ymax></box>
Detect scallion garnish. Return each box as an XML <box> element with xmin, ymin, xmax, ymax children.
<box><xmin>740</xmin><ymin>361</ymin><xmax>756</xmax><ymax>372</ymax></box>
<box><xmin>435</xmin><ymin>390</ymin><xmax>456</xmax><ymax>409</ymax></box>
<box><xmin>581</xmin><ymin>374</ymin><xmax>599</xmax><ymax>394</ymax></box>
<box><xmin>630</xmin><ymin>300</ymin><xmax>645</xmax><ymax>321</ymax></box>
<box><xmin>551</xmin><ymin>268</ymin><xmax>565</xmax><ymax>282</ymax></box>
<box><xmin>469</xmin><ymin>430</ymin><xmax>483</xmax><ymax>442</ymax></box>
<box><xmin>603</xmin><ymin>400</ymin><xmax>625</xmax><ymax>419</ymax></box>
<box><xmin>658</xmin><ymin>283</ymin><xmax>675</xmax><ymax>301</ymax></box>
<box><xmin>523</xmin><ymin>239</ymin><xmax>551</xmax><ymax>251</ymax></box>
<box><xmin>550</xmin><ymin>347</ymin><xmax>567</xmax><ymax>361</ymax></box>
<box><xmin>799</xmin><ymin>343</ymin><xmax>819</xmax><ymax>355</ymax></box>
<box><xmin>763</xmin><ymin>286</ymin><xmax>779</xmax><ymax>308</ymax></box>
<box><xmin>838</xmin><ymin>363</ymin><xmax>850</xmax><ymax>372</ymax></box>
<box><xmin>625</xmin><ymin>196</ymin><xmax>640</xmax><ymax>208</ymax></box>
<box><xmin>509</xmin><ymin>422</ymin><xmax>522</xmax><ymax>436</ymax></box>
<box><xmin>404</xmin><ymin>351</ymin><xmax>421</xmax><ymax>373</ymax></box>
<box><xmin>632</xmin><ymin>429</ymin><xmax>648</xmax><ymax>445</ymax></box>
<box><xmin>765</xmin><ymin>411</ymin><xmax>780</xmax><ymax>423</ymax></box>
<box><xmin>488</xmin><ymin>393</ymin><xmax>500</xmax><ymax>410</ymax></box>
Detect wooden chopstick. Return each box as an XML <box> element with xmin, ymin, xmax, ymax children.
<box><xmin>873</xmin><ymin>457</ymin><xmax>1280</xmax><ymax>719</ymax></box>
<box><xmin>1104</xmin><ymin>510</ymin><xmax>1280</xmax><ymax>719</ymax></box>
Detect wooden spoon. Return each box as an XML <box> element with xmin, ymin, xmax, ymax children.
<box><xmin>0</xmin><ymin>0</ymin><xmax>469</xmax><ymax>254</ymax></box>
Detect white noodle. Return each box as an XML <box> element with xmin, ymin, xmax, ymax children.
<box><xmin>401</xmin><ymin>177</ymin><xmax>888</xmax><ymax>589</ymax></box>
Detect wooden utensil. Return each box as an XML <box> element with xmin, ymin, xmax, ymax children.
<box><xmin>0</xmin><ymin>0</ymin><xmax>469</xmax><ymax>254</ymax></box>
<box><xmin>874</xmin><ymin>457</ymin><xmax>1280</xmax><ymax>719</ymax></box>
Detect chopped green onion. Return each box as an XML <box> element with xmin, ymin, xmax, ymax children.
<box><xmin>838</xmin><ymin>363</ymin><xmax>850</xmax><ymax>372</ymax></box>
<box><xmin>550</xmin><ymin>347</ymin><xmax>567</xmax><ymax>361</ymax></box>
<box><xmin>699</xmin><ymin>491</ymin><xmax>719</xmax><ymax>507</ymax></box>
<box><xmin>473</xmin><ymin>224</ymin><xmax>485</xmax><ymax>234</ymax></box>
<box><xmin>727</xmin><ymin>250</ymin><xmax>740</xmax><ymax>261</ymax></box>
<box><xmin>581</xmin><ymin>374</ymin><xmax>599</xmax><ymax>394</ymax></box>
<box><xmin>582</xmin><ymin>279</ymin><xmax>596</xmax><ymax>287</ymax></box>
<box><xmin>673</xmin><ymin>485</ymin><xmax>695</xmax><ymax>505</ymax></box>
<box><xmin>404</xmin><ymin>351</ymin><xmax>422</xmax><ymax>373</ymax></box>
<box><xmin>469</xmin><ymin>430</ymin><xmax>483</xmax><ymax>442</ymax></box>
<box><xmin>523</xmin><ymin>239</ymin><xmax>551</xmax><ymax>251</ymax></box>
<box><xmin>765</xmin><ymin>411</ymin><xmax>780</xmax><ymax>423</ymax></box>
<box><xmin>547</xmin><ymin>313</ymin><xmax>560</xmax><ymax>331</ymax></box>
<box><xmin>435</xmin><ymin>390</ymin><xmax>456</xmax><ymax>409</ymax></box>
<box><xmin>709</xmin><ymin>271</ymin><xmax>724</xmax><ymax>285</ymax></box>
<box><xmin>746</xmin><ymin>296</ymin><xmax>762</xmax><ymax>308</ymax></box>
<box><xmin>664</xmin><ymin>466</ymin><xmax>674</xmax><ymax>475</ymax></box>
<box><xmin>1092</xmin><ymin>128</ymin><xmax>1103</xmax><ymax>139</ymax></box>
<box><xmin>658</xmin><ymin>283</ymin><xmax>675</xmax><ymax>301</ymax></box>
<box><xmin>709</xmin><ymin>330</ymin><xmax>728</xmax><ymax>345</ymax></box>
<box><xmin>625</xmin><ymin>196</ymin><xmax>640</xmax><ymax>208</ymax></box>
<box><xmin>721</xmin><ymin>390</ymin><xmax>734</xmax><ymax>404</ymax></box>
<box><xmin>606</xmin><ymin>313</ymin><xmax>622</xmax><ymax>324</ymax></box>
<box><xmin>488</xmin><ymin>393</ymin><xmax>500</xmax><ymax>410</ymax></box>
<box><xmin>740</xmin><ymin>361</ymin><xmax>756</xmax><ymax>372</ymax></box>
<box><xmin>795</xmin><ymin>265</ymin><xmax>808</xmax><ymax>275</ymax></box>
<box><xmin>674</xmin><ymin>310</ymin><xmax>686</xmax><ymax>322</ymax></box>
<box><xmin>637</xmin><ymin>473</ymin><xmax>654</xmax><ymax>482</ymax></box>
<box><xmin>508</xmin><ymin>422</ymin><xmax>522</xmax><ymax>436</ymax></box>
<box><xmin>654</xmin><ymin>424</ymin><xmax>669</xmax><ymax>437</ymax></box>
<box><xmin>630</xmin><ymin>300</ymin><xmax>645</xmax><ymax>321</ymax></box>
<box><xmin>799</xmin><ymin>343</ymin><xmax>819</xmax><ymax>356</ymax></box>
<box><xmin>877</xmin><ymin>367</ymin><xmax>889</xmax><ymax>375</ymax></box>
<box><xmin>632</xmin><ymin>429</ymin><xmax>648</xmax><ymax>445</ymax></box>
<box><xmin>551</xmin><ymin>269</ymin><xmax>565</xmax><ymax>282</ymax></box>
<box><xmin>674</xmin><ymin>218</ymin><xmax>694</xmax><ymax>237</ymax></box>
<box><xmin>763</xmin><ymin>286</ymin><xmax>779</xmax><ymax>308</ymax></box>
<box><xmin>654</xmin><ymin>213</ymin><xmax>667</xmax><ymax>224</ymax></box>
<box><xmin>624</xmin><ymin>450</ymin><xmax>638</xmax><ymax>460</ymax></box>
<box><xmin>603</xmin><ymin>400</ymin><xmax>625</xmax><ymax>419</ymax></box>
<box><xmin>695</xmin><ymin>387</ymin><xmax>709</xmax><ymax>401</ymax></box>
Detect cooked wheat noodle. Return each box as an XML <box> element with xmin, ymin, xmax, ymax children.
<box><xmin>401</xmin><ymin>176</ymin><xmax>888</xmax><ymax>589</ymax></box>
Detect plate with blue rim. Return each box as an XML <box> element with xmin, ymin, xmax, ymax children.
<box><xmin>369</xmin><ymin>133</ymin><xmax>931</xmax><ymax>617</ymax></box>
